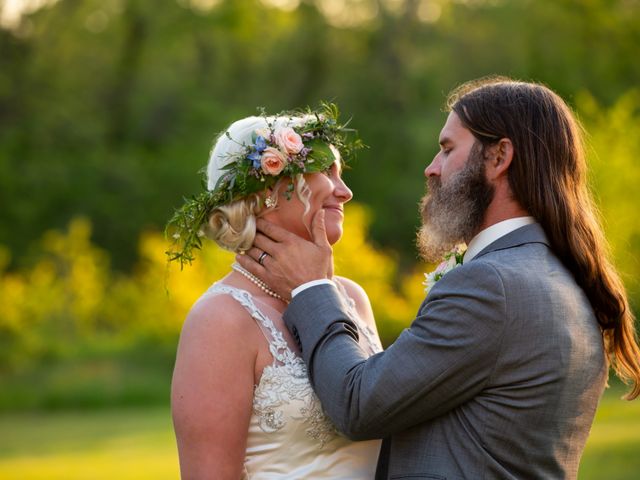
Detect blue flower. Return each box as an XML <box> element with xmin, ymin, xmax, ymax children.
<box><xmin>254</xmin><ymin>135</ymin><xmax>267</xmax><ymax>152</ymax></box>
<box><xmin>246</xmin><ymin>135</ymin><xmax>268</xmax><ymax>169</ymax></box>
<box><xmin>247</xmin><ymin>150</ymin><xmax>262</xmax><ymax>168</ymax></box>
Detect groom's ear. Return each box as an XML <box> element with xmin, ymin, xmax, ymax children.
<box><xmin>485</xmin><ymin>138</ymin><xmax>514</xmax><ymax>181</ymax></box>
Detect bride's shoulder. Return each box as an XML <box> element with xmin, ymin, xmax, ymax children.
<box><xmin>333</xmin><ymin>276</ymin><xmax>368</xmax><ymax>304</ymax></box>
<box><xmin>333</xmin><ymin>276</ymin><xmax>377</xmax><ymax>330</ymax></box>
<box><xmin>180</xmin><ymin>290</ymin><xmax>262</xmax><ymax>347</ymax></box>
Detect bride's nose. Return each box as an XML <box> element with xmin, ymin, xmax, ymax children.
<box><xmin>334</xmin><ymin>176</ymin><xmax>353</xmax><ymax>203</ymax></box>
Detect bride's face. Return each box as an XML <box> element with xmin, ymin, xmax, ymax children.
<box><xmin>261</xmin><ymin>159</ymin><xmax>353</xmax><ymax>245</ymax></box>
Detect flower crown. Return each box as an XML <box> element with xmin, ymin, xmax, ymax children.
<box><xmin>165</xmin><ymin>102</ymin><xmax>363</xmax><ymax>267</ymax></box>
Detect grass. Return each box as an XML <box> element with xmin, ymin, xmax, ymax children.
<box><xmin>0</xmin><ymin>407</ymin><xmax>179</xmax><ymax>480</ymax></box>
<box><xmin>0</xmin><ymin>388</ymin><xmax>638</xmax><ymax>479</ymax></box>
<box><xmin>579</xmin><ymin>385</ymin><xmax>640</xmax><ymax>479</ymax></box>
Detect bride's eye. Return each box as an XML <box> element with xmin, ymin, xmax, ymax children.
<box><xmin>323</xmin><ymin>163</ymin><xmax>340</xmax><ymax>177</ymax></box>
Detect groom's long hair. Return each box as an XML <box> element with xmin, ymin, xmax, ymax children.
<box><xmin>448</xmin><ymin>76</ymin><xmax>640</xmax><ymax>400</ymax></box>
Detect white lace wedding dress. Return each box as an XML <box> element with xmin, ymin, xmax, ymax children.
<box><xmin>202</xmin><ymin>281</ymin><xmax>382</xmax><ymax>479</ymax></box>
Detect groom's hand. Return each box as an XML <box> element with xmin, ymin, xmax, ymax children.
<box><xmin>235</xmin><ymin>210</ymin><xmax>334</xmax><ymax>300</ymax></box>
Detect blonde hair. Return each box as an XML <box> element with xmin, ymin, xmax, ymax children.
<box><xmin>206</xmin><ymin>193</ymin><xmax>261</xmax><ymax>253</ymax></box>
<box><xmin>206</xmin><ymin>175</ymin><xmax>312</xmax><ymax>252</ymax></box>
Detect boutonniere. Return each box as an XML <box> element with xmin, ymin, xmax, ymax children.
<box><xmin>423</xmin><ymin>244</ymin><xmax>467</xmax><ymax>294</ymax></box>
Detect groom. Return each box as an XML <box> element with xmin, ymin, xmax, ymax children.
<box><xmin>237</xmin><ymin>78</ymin><xmax>624</xmax><ymax>478</ymax></box>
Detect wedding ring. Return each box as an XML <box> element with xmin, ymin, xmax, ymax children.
<box><xmin>258</xmin><ymin>251</ymin><xmax>268</xmax><ymax>266</ymax></box>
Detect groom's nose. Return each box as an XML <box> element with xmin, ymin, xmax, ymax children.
<box><xmin>425</xmin><ymin>155</ymin><xmax>441</xmax><ymax>177</ymax></box>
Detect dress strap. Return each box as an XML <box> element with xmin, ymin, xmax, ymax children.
<box><xmin>333</xmin><ymin>280</ymin><xmax>383</xmax><ymax>355</ymax></box>
<box><xmin>205</xmin><ymin>283</ymin><xmax>298</xmax><ymax>366</ymax></box>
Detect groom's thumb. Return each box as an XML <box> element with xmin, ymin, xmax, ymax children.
<box><xmin>311</xmin><ymin>210</ymin><xmax>329</xmax><ymax>247</ymax></box>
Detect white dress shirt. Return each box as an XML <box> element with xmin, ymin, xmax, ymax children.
<box><xmin>463</xmin><ymin>216</ymin><xmax>536</xmax><ymax>263</ymax></box>
<box><xmin>292</xmin><ymin>278</ymin><xmax>335</xmax><ymax>298</ymax></box>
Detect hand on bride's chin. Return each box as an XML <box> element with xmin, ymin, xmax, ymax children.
<box><xmin>261</xmin><ymin>211</ymin><xmax>311</xmax><ymax>243</ymax></box>
<box><xmin>320</xmin><ymin>208</ymin><xmax>343</xmax><ymax>242</ymax></box>
<box><xmin>240</xmin><ymin>212</ymin><xmax>334</xmax><ymax>292</ymax></box>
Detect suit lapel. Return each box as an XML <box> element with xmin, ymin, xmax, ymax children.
<box><xmin>472</xmin><ymin>223</ymin><xmax>550</xmax><ymax>261</ymax></box>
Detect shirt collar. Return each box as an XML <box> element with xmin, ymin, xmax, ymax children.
<box><xmin>464</xmin><ymin>216</ymin><xmax>536</xmax><ymax>263</ymax></box>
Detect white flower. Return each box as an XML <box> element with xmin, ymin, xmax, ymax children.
<box><xmin>423</xmin><ymin>271</ymin><xmax>438</xmax><ymax>294</ymax></box>
<box><xmin>255</xmin><ymin>127</ymin><xmax>271</xmax><ymax>139</ymax></box>
<box><xmin>423</xmin><ymin>244</ymin><xmax>467</xmax><ymax>295</ymax></box>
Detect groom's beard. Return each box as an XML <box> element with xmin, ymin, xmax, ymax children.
<box><xmin>417</xmin><ymin>148</ymin><xmax>495</xmax><ymax>262</ymax></box>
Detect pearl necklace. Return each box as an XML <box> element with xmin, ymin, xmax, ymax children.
<box><xmin>232</xmin><ymin>263</ymin><xmax>288</xmax><ymax>303</ymax></box>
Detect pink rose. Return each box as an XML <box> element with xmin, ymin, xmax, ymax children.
<box><xmin>274</xmin><ymin>126</ymin><xmax>304</xmax><ymax>154</ymax></box>
<box><xmin>434</xmin><ymin>260</ymin><xmax>449</xmax><ymax>275</ymax></box>
<box><xmin>261</xmin><ymin>147</ymin><xmax>288</xmax><ymax>175</ymax></box>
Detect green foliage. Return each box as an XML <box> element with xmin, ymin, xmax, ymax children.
<box><xmin>1</xmin><ymin>0</ymin><xmax>639</xmax><ymax>270</ymax></box>
<box><xmin>164</xmin><ymin>187</ymin><xmax>222</xmax><ymax>268</ymax></box>
<box><xmin>578</xmin><ymin>90</ymin><xmax>640</xmax><ymax>306</ymax></box>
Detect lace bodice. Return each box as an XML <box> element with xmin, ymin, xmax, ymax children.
<box><xmin>202</xmin><ymin>282</ymin><xmax>382</xmax><ymax>479</ymax></box>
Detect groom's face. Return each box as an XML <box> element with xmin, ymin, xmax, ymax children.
<box><xmin>417</xmin><ymin>112</ymin><xmax>495</xmax><ymax>262</ymax></box>
<box><xmin>424</xmin><ymin>112</ymin><xmax>477</xmax><ymax>183</ymax></box>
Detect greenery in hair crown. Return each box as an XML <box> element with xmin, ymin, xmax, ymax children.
<box><xmin>165</xmin><ymin>102</ymin><xmax>364</xmax><ymax>267</ymax></box>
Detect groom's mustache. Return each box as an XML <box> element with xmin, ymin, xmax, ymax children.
<box><xmin>426</xmin><ymin>176</ymin><xmax>441</xmax><ymax>194</ymax></box>
<box><xmin>421</xmin><ymin>177</ymin><xmax>442</xmax><ymax>220</ymax></box>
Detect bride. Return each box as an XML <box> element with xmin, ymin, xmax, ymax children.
<box><xmin>168</xmin><ymin>105</ymin><xmax>382</xmax><ymax>479</ymax></box>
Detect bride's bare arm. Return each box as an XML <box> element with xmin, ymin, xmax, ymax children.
<box><xmin>171</xmin><ymin>296</ymin><xmax>258</xmax><ymax>479</ymax></box>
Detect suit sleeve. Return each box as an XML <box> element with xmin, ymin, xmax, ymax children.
<box><xmin>283</xmin><ymin>261</ymin><xmax>507</xmax><ymax>440</ymax></box>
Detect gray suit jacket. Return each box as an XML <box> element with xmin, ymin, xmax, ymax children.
<box><xmin>284</xmin><ymin>224</ymin><xmax>607</xmax><ymax>479</ymax></box>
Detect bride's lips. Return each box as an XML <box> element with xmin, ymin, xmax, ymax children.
<box><xmin>323</xmin><ymin>205</ymin><xmax>344</xmax><ymax>215</ymax></box>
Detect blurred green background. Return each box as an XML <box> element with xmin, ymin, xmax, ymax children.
<box><xmin>1</xmin><ymin>0</ymin><xmax>639</xmax><ymax>478</ymax></box>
